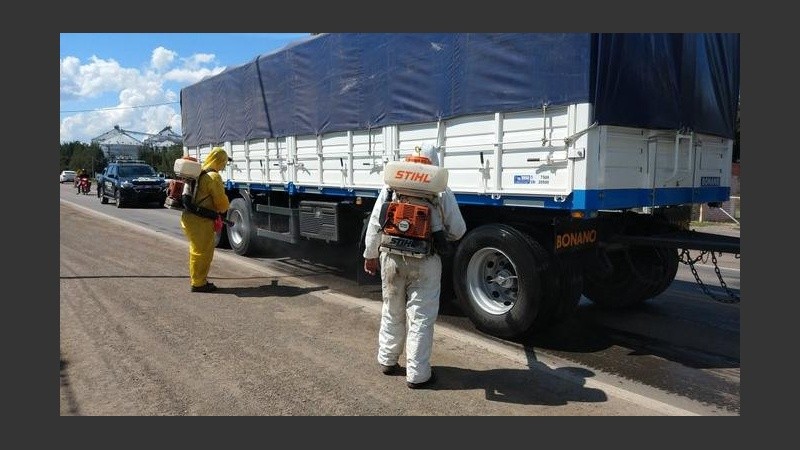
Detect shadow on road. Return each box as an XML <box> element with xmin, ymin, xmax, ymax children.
<box><xmin>522</xmin><ymin>287</ymin><xmax>740</xmax><ymax>370</ymax></box>
<box><xmin>215</xmin><ymin>280</ymin><xmax>328</xmax><ymax>298</ymax></box>
<box><xmin>60</xmin><ymin>357</ymin><xmax>80</xmax><ymax>415</ymax></box>
<box><xmin>428</xmin><ymin>360</ymin><xmax>607</xmax><ymax>406</ymax></box>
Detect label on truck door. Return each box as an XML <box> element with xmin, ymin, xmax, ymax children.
<box><xmin>514</xmin><ymin>174</ymin><xmax>551</xmax><ymax>185</ymax></box>
<box><xmin>700</xmin><ymin>176</ymin><xmax>721</xmax><ymax>186</ymax></box>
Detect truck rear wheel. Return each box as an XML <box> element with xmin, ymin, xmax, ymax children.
<box><xmin>453</xmin><ymin>224</ymin><xmax>544</xmax><ymax>339</ymax></box>
<box><xmin>227</xmin><ymin>198</ymin><xmax>257</xmax><ymax>255</ymax></box>
<box><xmin>583</xmin><ymin>245</ymin><xmax>678</xmax><ymax>308</ymax></box>
<box><xmin>536</xmin><ymin>258</ymin><xmax>584</xmax><ymax>326</ymax></box>
<box><xmin>504</xmin><ymin>225</ymin><xmax>583</xmax><ymax>330</ymax></box>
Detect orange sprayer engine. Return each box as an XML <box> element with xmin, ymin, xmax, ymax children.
<box><xmin>378</xmin><ymin>194</ymin><xmax>436</xmax><ymax>258</ymax></box>
<box><xmin>382</xmin><ymin>201</ymin><xmax>433</xmax><ymax>240</ymax></box>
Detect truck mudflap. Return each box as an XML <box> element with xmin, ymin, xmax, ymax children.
<box><xmin>553</xmin><ymin>217</ymin><xmax>602</xmax><ymax>254</ymax></box>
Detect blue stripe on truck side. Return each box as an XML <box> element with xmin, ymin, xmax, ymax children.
<box><xmin>225</xmin><ymin>180</ymin><xmax>730</xmax><ymax>212</ymax></box>
<box><xmin>457</xmin><ymin>187</ymin><xmax>731</xmax><ymax>210</ymax></box>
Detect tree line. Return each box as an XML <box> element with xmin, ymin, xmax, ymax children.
<box><xmin>60</xmin><ymin>142</ymin><xmax>184</xmax><ymax>178</ymax></box>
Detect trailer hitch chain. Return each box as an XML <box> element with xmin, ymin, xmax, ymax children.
<box><xmin>679</xmin><ymin>249</ymin><xmax>740</xmax><ymax>303</ymax></box>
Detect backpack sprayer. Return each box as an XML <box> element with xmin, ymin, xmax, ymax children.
<box><xmin>378</xmin><ymin>147</ymin><xmax>450</xmax><ymax>258</ymax></box>
<box><xmin>165</xmin><ymin>156</ymin><xmax>233</xmax><ymax>228</ymax></box>
<box><xmin>165</xmin><ymin>156</ymin><xmax>201</xmax><ymax>210</ymax></box>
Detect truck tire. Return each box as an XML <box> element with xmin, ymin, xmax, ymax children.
<box><xmin>511</xmin><ymin>223</ymin><xmax>583</xmax><ymax>333</ymax></box>
<box><xmin>636</xmin><ymin>246</ymin><xmax>679</xmax><ymax>299</ymax></box>
<box><xmin>453</xmin><ymin>224</ymin><xmax>544</xmax><ymax>339</ymax></box>
<box><xmin>227</xmin><ymin>198</ymin><xmax>257</xmax><ymax>256</ymax></box>
<box><xmin>503</xmin><ymin>223</ymin><xmax>583</xmax><ymax>330</ymax></box>
<box><xmin>583</xmin><ymin>245</ymin><xmax>678</xmax><ymax>308</ymax></box>
<box><xmin>536</xmin><ymin>258</ymin><xmax>584</xmax><ymax>327</ymax></box>
<box><xmin>99</xmin><ymin>187</ymin><xmax>108</xmax><ymax>204</ymax></box>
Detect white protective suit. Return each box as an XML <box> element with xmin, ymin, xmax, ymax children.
<box><xmin>362</xmin><ymin>143</ymin><xmax>467</xmax><ymax>384</ymax></box>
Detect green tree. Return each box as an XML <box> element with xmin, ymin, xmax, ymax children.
<box><xmin>59</xmin><ymin>141</ymin><xmax>81</xmax><ymax>171</ymax></box>
<box><xmin>139</xmin><ymin>144</ymin><xmax>185</xmax><ymax>177</ymax></box>
<box><xmin>60</xmin><ymin>141</ymin><xmax>106</xmax><ymax>177</ymax></box>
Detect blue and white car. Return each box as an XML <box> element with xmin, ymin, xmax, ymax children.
<box><xmin>96</xmin><ymin>160</ymin><xmax>168</xmax><ymax>208</ymax></box>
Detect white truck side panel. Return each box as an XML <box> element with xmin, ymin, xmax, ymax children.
<box><xmin>434</xmin><ymin>113</ymin><xmax>502</xmax><ymax>193</ymax></box>
<box><xmin>319</xmin><ymin>133</ymin><xmax>350</xmax><ymax>187</ymax></box>
<box><xmin>494</xmin><ymin>107</ymin><xmax>572</xmax><ymax>196</ymax></box>
<box><xmin>584</xmin><ymin>126</ymin><xmax>734</xmax><ymax>192</ymax></box>
<box><xmin>351</xmin><ymin>129</ymin><xmax>388</xmax><ymax>189</ymax></box>
<box><xmin>243</xmin><ymin>139</ymin><xmax>268</xmax><ymax>183</ymax></box>
<box><xmin>393</xmin><ymin>106</ymin><xmax>583</xmax><ymax>197</ymax></box>
<box><xmin>600</xmin><ymin>127</ymin><xmax>651</xmax><ymax>190</ymax></box>
<box><xmin>294</xmin><ymin>135</ymin><xmax>321</xmax><ymax>186</ymax></box>
<box><xmin>228</xmin><ymin>141</ymin><xmax>247</xmax><ymax>181</ymax></box>
<box><xmin>266</xmin><ymin>138</ymin><xmax>290</xmax><ymax>184</ymax></box>
<box><xmin>653</xmin><ymin>133</ymin><xmax>692</xmax><ymax>188</ymax></box>
<box><xmin>185</xmin><ymin>102</ymin><xmax>731</xmax><ymax>208</ymax></box>
<box><xmin>694</xmin><ymin>134</ymin><xmax>732</xmax><ymax>188</ymax></box>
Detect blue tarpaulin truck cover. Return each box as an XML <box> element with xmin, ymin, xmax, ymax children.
<box><xmin>180</xmin><ymin>33</ymin><xmax>739</xmax><ymax>147</ymax></box>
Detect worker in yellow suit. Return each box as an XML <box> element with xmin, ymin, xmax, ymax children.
<box><xmin>180</xmin><ymin>147</ymin><xmax>231</xmax><ymax>292</ymax></box>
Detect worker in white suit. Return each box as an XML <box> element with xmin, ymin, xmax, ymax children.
<box><xmin>363</xmin><ymin>143</ymin><xmax>466</xmax><ymax>388</ymax></box>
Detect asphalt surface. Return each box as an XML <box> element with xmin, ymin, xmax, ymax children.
<box><xmin>59</xmin><ymin>199</ymin><xmax>719</xmax><ymax>416</ymax></box>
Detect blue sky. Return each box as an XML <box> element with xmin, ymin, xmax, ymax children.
<box><xmin>60</xmin><ymin>33</ymin><xmax>312</xmax><ymax>144</ymax></box>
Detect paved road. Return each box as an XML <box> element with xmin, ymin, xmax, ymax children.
<box><xmin>60</xmin><ymin>198</ymin><xmax>723</xmax><ymax>416</ymax></box>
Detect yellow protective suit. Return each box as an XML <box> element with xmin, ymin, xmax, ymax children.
<box><xmin>180</xmin><ymin>147</ymin><xmax>231</xmax><ymax>288</ymax></box>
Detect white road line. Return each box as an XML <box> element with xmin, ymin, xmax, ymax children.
<box><xmin>693</xmin><ymin>264</ymin><xmax>740</xmax><ymax>272</ymax></box>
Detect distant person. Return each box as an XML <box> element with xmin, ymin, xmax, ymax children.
<box><xmin>180</xmin><ymin>147</ymin><xmax>231</xmax><ymax>293</ymax></box>
<box><xmin>362</xmin><ymin>143</ymin><xmax>466</xmax><ymax>389</ymax></box>
<box><xmin>76</xmin><ymin>169</ymin><xmax>89</xmax><ymax>194</ymax></box>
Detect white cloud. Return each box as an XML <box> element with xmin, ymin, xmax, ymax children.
<box><xmin>151</xmin><ymin>46</ymin><xmax>177</xmax><ymax>71</ymax></box>
<box><xmin>163</xmin><ymin>89</ymin><xmax>179</xmax><ymax>103</ymax></box>
<box><xmin>60</xmin><ymin>55</ymin><xmax>140</xmax><ymax>101</ymax></box>
<box><xmin>140</xmin><ymin>105</ymin><xmax>183</xmax><ymax>135</ymax></box>
<box><xmin>163</xmin><ymin>66</ymin><xmax>226</xmax><ymax>84</ymax></box>
<box><xmin>186</xmin><ymin>53</ymin><xmax>216</xmax><ymax>67</ymax></box>
<box><xmin>60</xmin><ymin>47</ymin><xmax>228</xmax><ymax>143</ymax></box>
